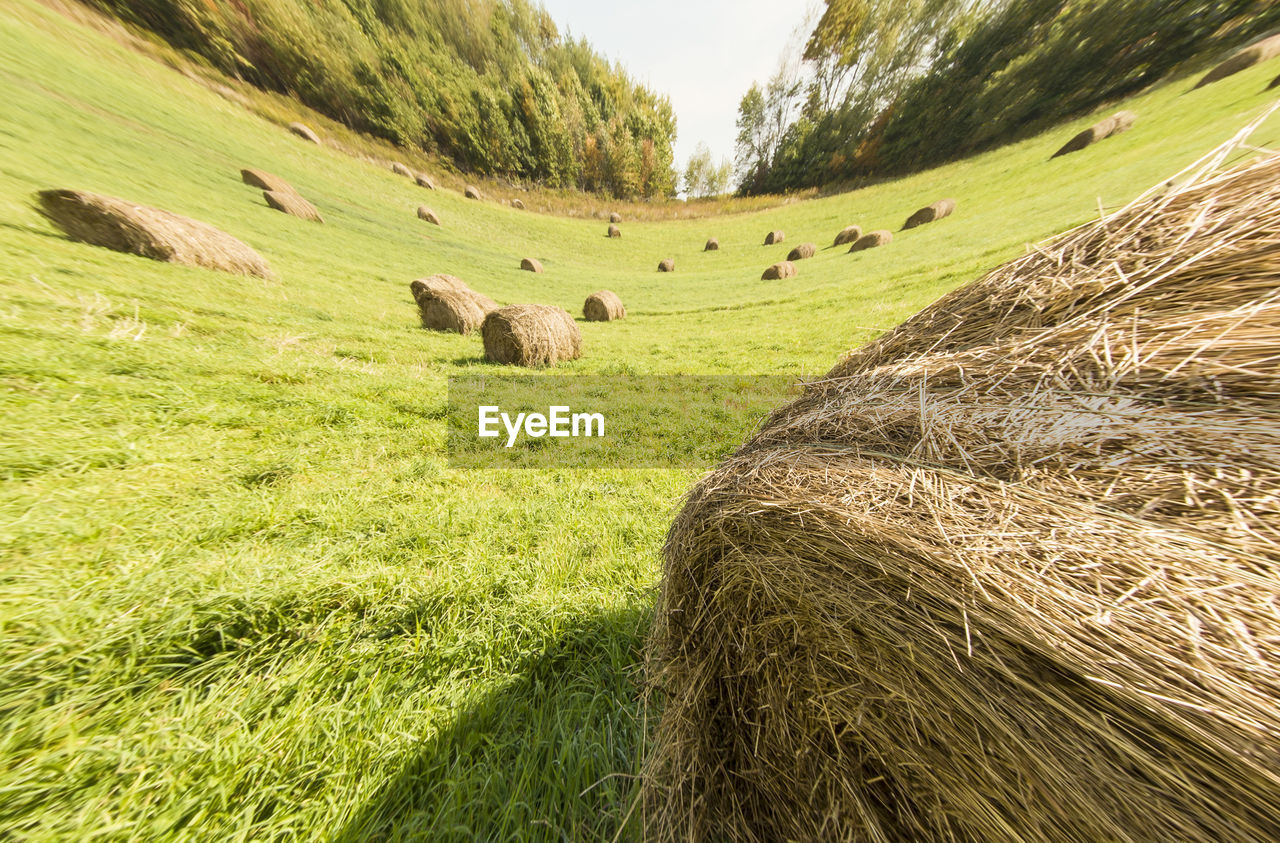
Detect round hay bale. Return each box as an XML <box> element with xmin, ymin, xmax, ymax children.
<box><xmin>704</xmin><ymin>238</ymin><xmax>720</xmax><ymax>251</ymax></box>
<box><xmin>761</xmin><ymin>260</ymin><xmax>796</xmax><ymax>280</ymax></box>
<box><xmin>470</xmin><ymin>292</ymin><xmax>500</xmax><ymax>314</ymax></box>
<box><xmin>1196</xmin><ymin>33</ymin><xmax>1280</xmax><ymax>88</ymax></box>
<box><xmin>263</xmin><ymin>190</ymin><xmax>323</xmax><ymax>223</ymax></box>
<box><xmin>520</xmin><ymin>257</ymin><xmax>543</xmax><ymax>273</ymax></box>
<box><xmin>465</xmin><ymin>185</ymin><xmax>483</xmax><ymax>200</ymax></box>
<box><xmin>609</xmin><ymin>212</ymin><xmax>623</xmax><ymax>223</ymax></box>
<box><xmin>417</xmin><ymin>288</ymin><xmax>485</xmax><ymax>334</ymax></box>
<box><xmin>787</xmin><ymin>243</ymin><xmax>816</xmax><ymax>261</ymax></box>
<box><xmin>833</xmin><ymin>224</ymin><xmax>862</xmax><ymax>246</ymax></box>
<box><xmin>482</xmin><ymin>304</ymin><xmax>582</xmax><ymax>367</ymax></box>
<box><xmin>903</xmin><ymin>198</ymin><xmax>958</xmax><ymax>230</ymax></box>
<box><xmin>1270</xmin><ymin>71</ymin><xmax>1280</xmax><ymax>90</ymax></box>
<box><xmin>287</xmin><ymin>122</ymin><xmax>320</xmax><ymax>144</ymax></box>
<box><xmin>240</xmin><ymin>168</ymin><xmax>295</xmax><ymax>194</ymax></box>
<box><xmin>644</xmin><ymin>143</ymin><xmax>1280</xmax><ymax>843</ymax></box>
<box><xmin>1053</xmin><ymin>111</ymin><xmax>1137</xmax><ymax>158</ymax></box>
<box><xmin>764</xmin><ymin>230</ymin><xmax>784</xmax><ymax>245</ymax></box>
<box><xmin>417</xmin><ymin>206</ymin><xmax>441</xmax><ymax>225</ymax></box>
<box><xmin>391</xmin><ymin>162</ymin><xmax>413</xmax><ymax>178</ymax></box>
<box><xmin>415</xmin><ymin>173</ymin><xmax>436</xmax><ymax>190</ymax></box>
<box><xmin>583</xmin><ymin>290</ymin><xmax>625</xmax><ymax>322</ymax></box>
<box><xmin>512</xmin><ymin>198</ymin><xmax>525</xmax><ymax>210</ymax></box>
<box><xmin>658</xmin><ymin>258</ymin><xmax>675</xmax><ymax>272</ymax></box>
<box><xmin>35</xmin><ymin>189</ymin><xmax>271</xmax><ymax>278</ymax></box>
<box><xmin>410</xmin><ymin>274</ymin><xmax>468</xmax><ymax>301</ymax></box>
<box><xmin>608</xmin><ymin>224</ymin><xmax>622</xmax><ymax>238</ymax></box>
<box><xmin>848</xmin><ymin>229</ymin><xmax>891</xmax><ymax>252</ymax></box>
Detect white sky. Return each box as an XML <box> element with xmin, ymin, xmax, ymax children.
<box><xmin>538</xmin><ymin>0</ymin><xmax>816</xmax><ymax>176</ymax></box>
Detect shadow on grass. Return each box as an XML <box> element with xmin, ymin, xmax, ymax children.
<box><xmin>332</xmin><ymin>603</ymin><xmax>650</xmax><ymax>843</ymax></box>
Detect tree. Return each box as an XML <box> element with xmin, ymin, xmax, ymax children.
<box><xmin>683</xmin><ymin>143</ymin><xmax>733</xmax><ymax>198</ymax></box>
<box><xmin>734</xmin><ymin>65</ymin><xmax>804</xmax><ymax>192</ymax></box>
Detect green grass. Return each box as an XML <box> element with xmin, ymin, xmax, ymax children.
<box><xmin>2</xmin><ymin>0</ymin><xmax>1279</xmax><ymax>839</ymax></box>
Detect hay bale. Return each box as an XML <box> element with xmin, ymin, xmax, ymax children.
<box><xmin>417</xmin><ymin>206</ymin><xmax>441</xmax><ymax>226</ymax></box>
<box><xmin>1270</xmin><ymin>71</ymin><xmax>1280</xmax><ymax>90</ymax></box>
<box><xmin>288</xmin><ymin>122</ymin><xmax>320</xmax><ymax>144</ymax></box>
<box><xmin>609</xmin><ymin>212</ymin><xmax>623</xmax><ymax>223</ymax></box>
<box><xmin>465</xmin><ymin>185</ymin><xmax>483</xmax><ymax>200</ymax></box>
<box><xmin>482</xmin><ymin>304</ymin><xmax>582</xmax><ymax>367</ymax></box>
<box><xmin>520</xmin><ymin>257</ymin><xmax>543</xmax><ymax>273</ymax></box>
<box><xmin>417</xmin><ymin>288</ymin><xmax>485</xmax><ymax>334</ymax></box>
<box><xmin>1196</xmin><ymin>33</ymin><xmax>1280</xmax><ymax>88</ymax></box>
<box><xmin>415</xmin><ymin>173</ymin><xmax>436</xmax><ymax>190</ymax></box>
<box><xmin>704</xmin><ymin>238</ymin><xmax>719</xmax><ymax>251</ymax></box>
<box><xmin>240</xmin><ymin>168</ymin><xmax>295</xmax><ymax>194</ymax></box>
<box><xmin>786</xmin><ymin>242</ymin><xmax>816</xmax><ymax>261</ymax></box>
<box><xmin>608</xmin><ymin>224</ymin><xmax>622</xmax><ymax>238</ymax></box>
<box><xmin>848</xmin><ymin>229</ymin><xmax>891</xmax><ymax>251</ymax></box>
<box><xmin>833</xmin><ymin>224</ymin><xmax>862</xmax><ymax>246</ymax></box>
<box><xmin>512</xmin><ymin>198</ymin><xmax>525</xmax><ymax>210</ymax></box>
<box><xmin>763</xmin><ymin>230</ymin><xmax>784</xmax><ymax>245</ymax></box>
<box><xmin>658</xmin><ymin>258</ymin><xmax>675</xmax><ymax>272</ymax></box>
<box><xmin>760</xmin><ymin>260</ymin><xmax>796</xmax><ymax>280</ymax></box>
<box><xmin>35</xmin><ymin>189</ymin><xmax>271</xmax><ymax>277</ymax></box>
<box><xmin>903</xmin><ymin>198</ymin><xmax>957</xmax><ymax>230</ymax></box>
<box><xmin>583</xmin><ymin>290</ymin><xmax>625</xmax><ymax>321</ymax></box>
<box><xmin>409</xmin><ymin>274</ymin><xmax>468</xmax><ymax>301</ymax></box>
<box><xmin>644</xmin><ymin>140</ymin><xmax>1280</xmax><ymax>842</ymax></box>
<box><xmin>263</xmin><ymin>190</ymin><xmax>323</xmax><ymax>222</ymax></box>
<box><xmin>1053</xmin><ymin>111</ymin><xmax>1137</xmax><ymax>158</ymax></box>
<box><xmin>391</xmin><ymin>162</ymin><xmax>412</xmax><ymax>177</ymax></box>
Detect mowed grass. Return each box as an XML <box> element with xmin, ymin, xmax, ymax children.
<box><xmin>2</xmin><ymin>0</ymin><xmax>1279</xmax><ymax>838</ymax></box>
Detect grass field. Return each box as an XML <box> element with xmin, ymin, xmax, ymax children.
<box><xmin>2</xmin><ymin>0</ymin><xmax>1279</xmax><ymax>838</ymax></box>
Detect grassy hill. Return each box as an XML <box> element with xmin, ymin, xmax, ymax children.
<box><xmin>2</xmin><ymin>0</ymin><xmax>1278</xmax><ymax>838</ymax></box>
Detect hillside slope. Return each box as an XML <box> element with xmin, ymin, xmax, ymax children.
<box><xmin>2</xmin><ymin>0</ymin><xmax>1279</xmax><ymax>838</ymax></box>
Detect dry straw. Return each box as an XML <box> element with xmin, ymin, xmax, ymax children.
<box><xmin>761</xmin><ymin>260</ymin><xmax>796</xmax><ymax>280</ymax></box>
<box><xmin>1053</xmin><ymin>111</ymin><xmax>1136</xmax><ymax>158</ymax></box>
<box><xmin>417</xmin><ymin>206</ymin><xmax>440</xmax><ymax>225</ymax></box>
<box><xmin>416</xmin><ymin>173</ymin><xmax>436</xmax><ymax>190</ymax></box>
<box><xmin>240</xmin><ymin>168</ymin><xmax>295</xmax><ymax>194</ymax></box>
<box><xmin>658</xmin><ymin>258</ymin><xmax>675</xmax><ymax>272</ymax></box>
<box><xmin>482</xmin><ymin>304</ymin><xmax>581</xmax><ymax>367</ymax></box>
<box><xmin>833</xmin><ymin>224</ymin><xmax>862</xmax><ymax>246</ymax></box>
<box><xmin>287</xmin><ymin>122</ymin><xmax>320</xmax><ymax>143</ymax></box>
<box><xmin>583</xmin><ymin>290</ymin><xmax>625</xmax><ymax>321</ymax></box>
<box><xmin>610</xmin><ymin>211</ymin><xmax>623</xmax><ymax>223</ymax></box>
<box><xmin>764</xmin><ymin>229</ymin><xmax>784</xmax><ymax>245</ymax></box>
<box><xmin>36</xmin><ymin>189</ymin><xmax>271</xmax><ymax>277</ymax></box>
<box><xmin>417</xmin><ymin>288</ymin><xmax>485</xmax><ymax>334</ymax></box>
<box><xmin>704</xmin><ymin>238</ymin><xmax>720</xmax><ymax>251</ymax></box>
<box><xmin>903</xmin><ymin>198</ymin><xmax>957</xmax><ymax>230</ymax></box>
<box><xmin>264</xmin><ymin>190</ymin><xmax>323</xmax><ymax>222</ymax></box>
<box><xmin>608</xmin><ymin>224</ymin><xmax>622</xmax><ymax>238</ymax></box>
<box><xmin>787</xmin><ymin>242</ymin><xmax>816</xmax><ymax>261</ymax></box>
<box><xmin>644</xmin><ymin>112</ymin><xmax>1280</xmax><ymax>842</ymax></box>
<box><xmin>849</xmin><ymin>229</ymin><xmax>892</xmax><ymax>251</ymax></box>
<box><xmin>391</xmin><ymin>162</ymin><xmax>412</xmax><ymax>177</ymax></box>
<box><xmin>512</xmin><ymin>198</ymin><xmax>525</xmax><ymax>209</ymax></box>
<box><xmin>410</xmin><ymin>274</ymin><xmax>468</xmax><ymax>301</ymax></box>
<box><xmin>521</xmin><ymin>257</ymin><xmax>543</xmax><ymax>273</ymax></box>
<box><xmin>465</xmin><ymin>185</ymin><xmax>483</xmax><ymax>200</ymax></box>
<box><xmin>1196</xmin><ymin>33</ymin><xmax>1280</xmax><ymax>88</ymax></box>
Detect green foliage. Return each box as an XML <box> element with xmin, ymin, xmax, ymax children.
<box><xmin>682</xmin><ymin>142</ymin><xmax>732</xmax><ymax>198</ymax></box>
<box><xmin>92</xmin><ymin>0</ymin><xmax>677</xmax><ymax>197</ymax></box>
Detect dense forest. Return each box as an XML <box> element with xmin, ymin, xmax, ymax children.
<box><xmin>736</xmin><ymin>0</ymin><xmax>1280</xmax><ymax>194</ymax></box>
<box><xmin>95</xmin><ymin>0</ymin><xmax>677</xmax><ymax>198</ymax></box>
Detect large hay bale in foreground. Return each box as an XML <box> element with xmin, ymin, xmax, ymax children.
<box><xmin>482</xmin><ymin>304</ymin><xmax>582</xmax><ymax>367</ymax></box>
<box><xmin>610</xmin><ymin>212</ymin><xmax>623</xmax><ymax>223</ymax></box>
<box><xmin>391</xmin><ymin>162</ymin><xmax>413</xmax><ymax>177</ymax></box>
<box><xmin>465</xmin><ymin>185</ymin><xmax>483</xmax><ymax>200</ymax></box>
<box><xmin>36</xmin><ymin>189</ymin><xmax>271</xmax><ymax>277</ymax></box>
<box><xmin>608</xmin><ymin>224</ymin><xmax>622</xmax><ymax>238</ymax></box>
<box><xmin>848</xmin><ymin>229</ymin><xmax>891</xmax><ymax>251</ymax></box>
<box><xmin>903</xmin><ymin>198</ymin><xmax>957</xmax><ymax>230</ymax></box>
<box><xmin>644</xmin><ymin>139</ymin><xmax>1280</xmax><ymax>842</ymax></box>
<box><xmin>264</xmin><ymin>190</ymin><xmax>323</xmax><ymax>222</ymax></box>
<box><xmin>417</xmin><ymin>289</ymin><xmax>485</xmax><ymax>334</ymax></box>
<box><xmin>658</xmin><ymin>258</ymin><xmax>675</xmax><ymax>272</ymax></box>
<box><xmin>583</xmin><ymin>290</ymin><xmax>625</xmax><ymax>321</ymax></box>
<box><xmin>287</xmin><ymin>122</ymin><xmax>320</xmax><ymax>144</ymax></box>
<box><xmin>704</xmin><ymin>238</ymin><xmax>719</xmax><ymax>251</ymax></box>
<box><xmin>1196</xmin><ymin>33</ymin><xmax>1280</xmax><ymax>88</ymax></box>
<box><xmin>417</xmin><ymin>206</ymin><xmax>440</xmax><ymax>225</ymax></box>
<box><xmin>415</xmin><ymin>173</ymin><xmax>436</xmax><ymax>190</ymax></box>
<box><xmin>787</xmin><ymin>242</ymin><xmax>816</xmax><ymax>261</ymax></box>
<box><xmin>1053</xmin><ymin>110</ymin><xmax>1137</xmax><ymax>158</ymax></box>
<box><xmin>763</xmin><ymin>230</ymin><xmax>784</xmax><ymax>245</ymax></box>
<box><xmin>410</xmin><ymin>274</ymin><xmax>468</xmax><ymax>301</ymax></box>
<box><xmin>832</xmin><ymin>224</ymin><xmax>861</xmax><ymax>246</ymax></box>
<box><xmin>240</xmin><ymin>168</ymin><xmax>295</xmax><ymax>194</ymax></box>
<box><xmin>760</xmin><ymin>260</ymin><xmax>796</xmax><ymax>280</ymax></box>
<box><xmin>520</xmin><ymin>257</ymin><xmax>543</xmax><ymax>273</ymax></box>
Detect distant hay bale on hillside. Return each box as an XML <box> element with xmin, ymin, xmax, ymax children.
<box><xmin>583</xmin><ymin>290</ymin><xmax>625</xmax><ymax>322</ymax></box>
<box><xmin>264</xmin><ymin>190</ymin><xmax>323</xmax><ymax>222</ymax></box>
<box><xmin>764</xmin><ymin>230</ymin><xmax>784</xmax><ymax>245</ymax></box>
<box><xmin>1196</xmin><ymin>33</ymin><xmax>1280</xmax><ymax>88</ymax></box>
<box><xmin>417</xmin><ymin>288</ymin><xmax>485</xmax><ymax>334</ymax></box>
<box><xmin>36</xmin><ymin>189</ymin><xmax>271</xmax><ymax>278</ymax></box>
<box><xmin>520</xmin><ymin>257</ymin><xmax>543</xmax><ymax>273</ymax></box>
<box><xmin>417</xmin><ymin>206</ymin><xmax>440</xmax><ymax>225</ymax></box>
<box><xmin>643</xmin><ymin>132</ymin><xmax>1280</xmax><ymax>843</ymax></box>
<box><xmin>240</xmin><ymin>168</ymin><xmax>295</xmax><ymax>194</ymax></box>
<box><xmin>658</xmin><ymin>258</ymin><xmax>675</xmax><ymax>272</ymax></box>
<box><xmin>415</xmin><ymin>173</ymin><xmax>436</xmax><ymax>190</ymax></box>
<box><xmin>787</xmin><ymin>243</ymin><xmax>816</xmax><ymax>261</ymax></box>
<box><xmin>608</xmin><ymin>224</ymin><xmax>622</xmax><ymax>238</ymax></box>
<box><xmin>610</xmin><ymin>212</ymin><xmax>623</xmax><ymax>223</ymax></box>
<box><xmin>465</xmin><ymin>185</ymin><xmax>483</xmax><ymax>200</ymax></box>
<box><xmin>1053</xmin><ymin>111</ymin><xmax>1137</xmax><ymax>158</ymax></box>
<box><xmin>832</xmin><ymin>224</ymin><xmax>861</xmax><ymax>246</ymax></box>
<box><xmin>1270</xmin><ymin>71</ymin><xmax>1280</xmax><ymax>90</ymax></box>
<box><xmin>848</xmin><ymin>229</ymin><xmax>891</xmax><ymax>251</ymax></box>
<box><xmin>391</xmin><ymin>162</ymin><xmax>412</xmax><ymax>177</ymax></box>
<box><xmin>482</xmin><ymin>304</ymin><xmax>582</xmax><ymax>367</ymax></box>
<box><xmin>704</xmin><ymin>238</ymin><xmax>719</xmax><ymax>251</ymax></box>
<box><xmin>761</xmin><ymin>260</ymin><xmax>796</xmax><ymax>280</ymax></box>
<box><xmin>288</xmin><ymin>122</ymin><xmax>320</xmax><ymax>144</ymax></box>
<box><xmin>512</xmin><ymin>198</ymin><xmax>525</xmax><ymax>210</ymax></box>
<box><xmin>903</xmin><ymin>198</ymin><xmax>957</xmax><ymax>230</ymax></box>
